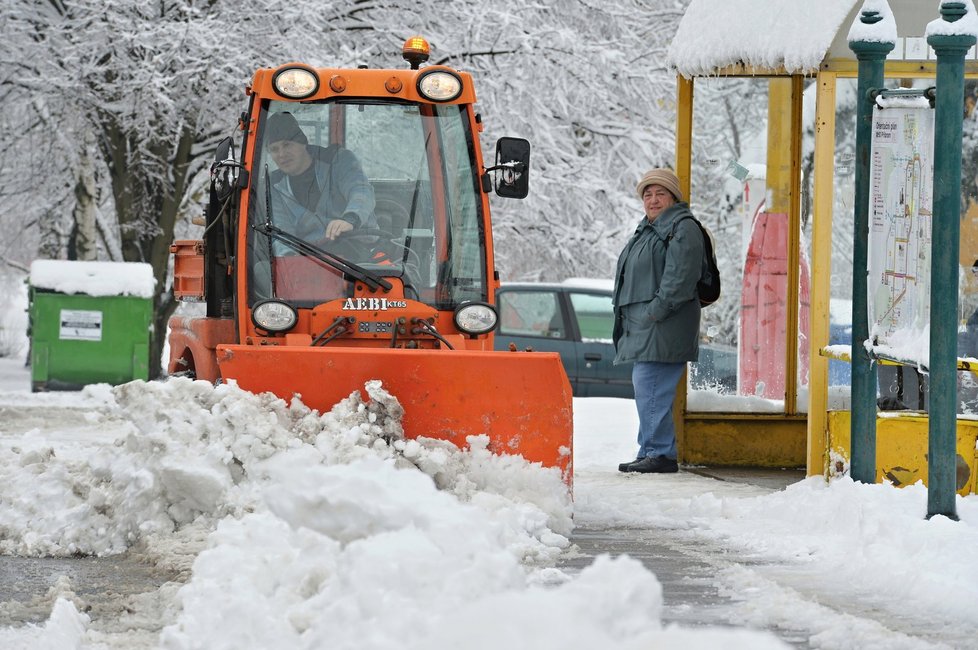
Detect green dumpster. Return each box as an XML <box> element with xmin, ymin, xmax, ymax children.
<box><xmin>28</xmin><ymin>260</ymin><xmax>155</xmax><ymax>391</ymax></box>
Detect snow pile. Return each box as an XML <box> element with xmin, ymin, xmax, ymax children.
<box><xmin>869</xmin><ymin>323</ymin><xmax>930</xmax><ymax>369</ymax></box>
<box><xmin>699</xmin><ymin>477</ymin><xmax>978</xmax><ymax>623</ymax></box>
<box><xmin>160</xmin><ymin>463</ymin><xmax>643</xmax><ymax>649</ymax></box>
<box><xmin>573</xmin><ymin>425</ymin><xmax>978</xmax><ymax>646</ymax></box>
<box><xmin>29</xmin><ymin>260</ymin><xmax>155</xmax><ymax>298</ymax></box>
<box><xmin>0</xmin><ymin>378</ymin><xmax>789</xmax><ymax>649</ymax></box>
<box><xmin>847</xmin><ymin>0</ymin><xmax>897</xmax><ymax>45</ymax></box>
<box><xmin>0</xmin><ymin>378</ymin><xmax>571</xmax><ymax>561</ymax></box>
<box><xmin>927</xmin><ymin>0</ymin><xmax>978</xmax><ymax>39</ymax></box>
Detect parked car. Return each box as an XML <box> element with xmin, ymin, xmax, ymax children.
<box><xmin>494</xmin><ymin>280</ymin><xmax>737</xmax><ymax>398</ymax></box>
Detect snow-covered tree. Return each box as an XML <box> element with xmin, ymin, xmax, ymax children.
<box><xmin>467</xmin><ymin>1</ymin><xmax>687</xmax><ymax>281</ymax></box>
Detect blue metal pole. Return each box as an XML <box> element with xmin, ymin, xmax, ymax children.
<box><xmin>849</xmin><ymin>11</ymin><xmax>894</xmax><ymax>484</ymax></box>
<box><xmin>926</xmin><ymin>2</ymin><xmax>975</xmax><ymax>520</ymax></box>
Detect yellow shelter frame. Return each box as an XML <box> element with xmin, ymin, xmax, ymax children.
<box><xmin>674</xmin><ymin>56</ymin><xmax>978</xmax><ymax>493</ymax></box>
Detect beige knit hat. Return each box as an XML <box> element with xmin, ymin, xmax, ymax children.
<box><xmin>636</xmin><ymin>168</ymin><xmax>683</xmax><ymax>201</ymax></box>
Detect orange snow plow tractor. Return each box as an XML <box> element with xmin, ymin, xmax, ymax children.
<box><xmin>167</xmin><ymin>37</ymin><xmax>573</xmax><ymax>481</ymax></box>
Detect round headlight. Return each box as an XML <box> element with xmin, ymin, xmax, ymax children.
<box><xmin>252</xmin><ymin>300</ymin><xmax>297</xmax><ymax>332</ymax></box>
<box><xmin>273</xmin><ymin>67</ymin><xmax>319</xmax><ymax>99</ymax></box>
<box><xmin>417</xmin><ymin>71</ymin><xmax>462</xmax><ymax>102</ymax></box>
<box><xmin>454</xmin><ymin>302</ymin><xmax>497</xmax><ymax>335</ymax></box>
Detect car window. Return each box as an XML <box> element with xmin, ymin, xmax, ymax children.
<box><xmin>568</xmin><ymin>292</ymin><xmax>614</xmax><ymax>342</ymax></box>
<box><xmin>498</xmin><ymin>290</ymin><xmax>565</xmax><ymax>338</ymax></box>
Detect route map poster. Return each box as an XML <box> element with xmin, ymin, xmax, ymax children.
<box><xmin>867</xmin><ymin>104</ymin><xmax>934</xmax><ymax>351</ymax></box>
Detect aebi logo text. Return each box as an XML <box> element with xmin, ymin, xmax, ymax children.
<box><xmin>342</xmin><ymin>298</ymin><xmax>407</xmax><ymax>311</ymax></box>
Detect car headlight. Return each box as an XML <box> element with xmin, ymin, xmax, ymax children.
<box><xmin>252</xmin><ymin>300</ymin><xmax>297</xmax><ymax>332</ymax></box>
<box><xmin>417</xmin><ymin>71</ymin><xmax>462</xmax><ymax>102</ymax></box>
<box><xmin>273</xmin><ymin>67</ymin><xmax>319</xmax><ymax>99</ymax></box>
<box><xmin>454</xmin><ymin>302</ymin><xmax>497</xmax><ymax>335</ymax></box>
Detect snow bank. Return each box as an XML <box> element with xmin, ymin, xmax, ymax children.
<box><xmin>0</xmin><ymin>378</ymin><xmax>792</xmax><ymax>649</ymax></box>
<box><xmin>0</xmin><ymin>378</ymin><xmax>571</xmax><ymax>559</ymax></box>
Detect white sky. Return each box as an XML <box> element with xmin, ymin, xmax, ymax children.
<box><xmin>0</xmin><ymin>356</ymin><xmax>976</xmax><ymax>649</ymax></box>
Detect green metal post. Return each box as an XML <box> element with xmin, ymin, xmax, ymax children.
<box><xmin>849</xmin><ymin>11</ymin><xmax>894</xmax><ymax>484</ymax></box>
<box><xmin>926</xmin><ymin>2</ymin><xmax>975</xmax><ymax>520</ymax></box>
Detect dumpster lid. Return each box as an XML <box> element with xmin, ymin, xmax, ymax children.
<box><xmin>29</xmin><ymin>260</ymin><xmax>155</xmax><ymax>298</ymax></box>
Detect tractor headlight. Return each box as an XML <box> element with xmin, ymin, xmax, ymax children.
<box><xmin>454</xmin><ymin>302</ymin><xmax>497</xmax><ymax>335</ymax></box>
<box><xmin>252</xmin><ymin>300</ymin><xmax>297</xmax><ymax>332</ymax></box>
<box><xmin>417</xmin><ymin>71</ymin><xmax>462</xmax><ymax>102</ymax></box>
<box><xmin>273</xmin><ymin>67</ymin><xmax>319</xmax><ymax>99</ymax></box>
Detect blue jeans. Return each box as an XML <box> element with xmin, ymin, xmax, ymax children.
<box><xmin>632</xmin><ymin>361</ymin><xmax>685</xmax><ymax>460</ymax></box>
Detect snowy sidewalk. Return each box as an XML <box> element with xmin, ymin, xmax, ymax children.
<box><xmin>568</xmin><ymin>421</ymin><xmax>978</xmax><ymax>650</ymax></box>
<box><xmin>1</xmin><ymin>363</ymin><xmax>977</xmax><ymax>649</ymax></box>
<box><xmin>562</xmin><ymin>466</ymin><xmax>810</xmax><ymax>646</ymax></box>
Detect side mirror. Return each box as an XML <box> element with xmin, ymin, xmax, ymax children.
<box><xmin>491</xmin><ymin>137</ymin><xmax>530</xmax><ymax>199</ymax></box>
<box><xmin>214</xmin><ymin>136</ymin><xmax>234</xmax><ymax>164</ymax></box>
<box><xmin>212</xmin><ymin>136</ymin><xmax>248</xmax><ymax>200</ymax></box>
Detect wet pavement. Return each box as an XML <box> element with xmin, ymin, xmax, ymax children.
<box><xmin>561</xmin><ymin>528</ymin><xmax>813</xmax><ymax>648</ymax></box>
<box><xmin>683</xmin><ymin>466</ymin><xmax>807</xmax><ymax>491</ymax></box>
<box><xmin>0</xmin><ymin>553</ymin><xmax>182</xmax><ymax>627</ymax></box>
<box><xmin>560</xmin><ymin>467</ymin><xmax>813</xmax><ymax>647</ymax></box>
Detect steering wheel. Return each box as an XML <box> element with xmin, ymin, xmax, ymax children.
<box><xmin>330</xmin><ymin>228</ymin><xmax>397</xmax><ymax>259</ymax></box>
<box><xmin>333</xmin><ymin>228</ymin><xmax>424</xmax><ymax>298</ymax></box>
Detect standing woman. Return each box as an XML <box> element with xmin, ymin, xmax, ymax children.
<box><xmin>613</xmin><ymin>169</ymin><xmax>705</xmax><ymax>474</ymax></box>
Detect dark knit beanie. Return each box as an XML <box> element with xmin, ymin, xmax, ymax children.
<box><xmin>266</xmin><ymin>112</ymin><xmax>308</xmax><ymax>145</ymax></box>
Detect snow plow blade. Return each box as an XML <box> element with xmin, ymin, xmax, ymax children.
<box><xmin>217</xmin><ymin>345</ymin><xmax>574</xmax><ymax>480</ymax></box>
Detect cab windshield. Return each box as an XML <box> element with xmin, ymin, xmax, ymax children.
<box><xmin>247</xmin><ymin>99</ymin><xmax>487</xmax><ymax>309</ymax></box>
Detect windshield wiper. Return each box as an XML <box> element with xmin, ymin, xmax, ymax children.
<box><xmin>253</xmin><ymin>222</ymin><xmax>392</xmax><ymax>292</ymax></box>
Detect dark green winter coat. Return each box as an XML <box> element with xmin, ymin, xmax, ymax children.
<box><xmin>612</xmin><ymin>202</ymin><xmax>704</xmax><ymax>364</ymax></box>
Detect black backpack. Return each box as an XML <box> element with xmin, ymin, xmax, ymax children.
<box><xmin>667</xmin><ymin>215</ymin><xmax>721</xmax><ymax>307</ymax></box>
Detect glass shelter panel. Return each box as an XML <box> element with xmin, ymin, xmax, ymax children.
<box><xmin>960</xmin><ymin>77</ymin><xmax>978</xmax><ymax>415</ymax></box>
<box><xmin>826</xmin><ymin>77</ymin><xmax>858</xmax><ymax>410</ymax></box>
<box><xmin>687</xmin><ymin>77</ymin><xmax>785</xmax><ymax>413</ymax></box>
<box><xmin>794</xmin><ymin>78</ymin><xmax>820</xmax><ymax>414</ymax></box>
<box><xmin>824</xmin><ymin>75</ymin><xmax>978</xmax><ymax>416</ymax></box>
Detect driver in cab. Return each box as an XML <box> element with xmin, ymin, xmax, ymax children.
<box><xmin>265</xmin><ymin>111</ymin><xmax>377</xmax><ymax>248</ymax></box>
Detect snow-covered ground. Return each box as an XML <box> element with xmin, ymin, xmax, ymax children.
<box><xmin>0</xmin><ymin>356</ymin><xmax>977</xmax><ymax>649</ymax></box>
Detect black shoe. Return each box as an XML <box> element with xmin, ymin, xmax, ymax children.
<box><xmin>618</xmin><ymin>457</ymin><xmax>642</xmax><ymax>472</ymax></box>
<box><xmin>629</xmin><ymin>455</ymin><xmax>679</xmax><ymax>474</ymax></box>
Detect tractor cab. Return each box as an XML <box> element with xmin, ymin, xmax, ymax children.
<box><xmin>249</xmin><ymin>97</ymin><xmax>491</xmax><ymax>321</ymax></box>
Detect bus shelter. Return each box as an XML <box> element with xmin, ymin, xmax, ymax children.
<box><xmin>669</xmin><ymin>0</ymin><xmax>978</xmax><ymax>493</ymax></box>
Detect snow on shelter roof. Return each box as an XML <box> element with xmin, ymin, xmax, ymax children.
<box><xmin>669</xmin><ymin>1</ymin><xmax>975</xmax><ymax>78</ymax></box>
<box><xmin>668</xmin><ymin>0</ymin><xmax>862</xmax><ymax>77</ymax></box>
<box><xmin>29</xmin><ymin>260</ymin><xmax>156</xmax><ymax>298</ymax></box>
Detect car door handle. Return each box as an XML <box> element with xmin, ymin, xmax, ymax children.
<box><xmin>584</xmin><ymin>353</ymin><xmax>602</xmax><ymax>361</ymax></box>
